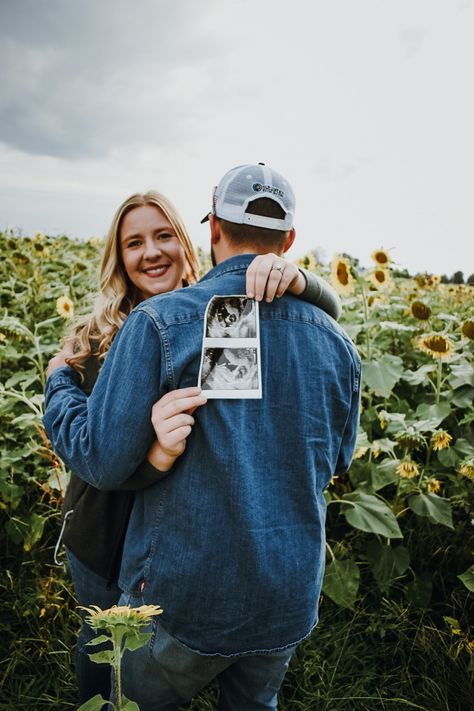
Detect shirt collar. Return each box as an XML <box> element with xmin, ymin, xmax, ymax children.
<box><xmin>199</xmin><ymin>253</ymin><xmax>257</xmax><ymax>283</ymax></box>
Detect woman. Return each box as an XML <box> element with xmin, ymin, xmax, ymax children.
<box><xmin>48</xmin><ymin>190</ymin><xmax>341</xmax><ymax>702</ymax></box>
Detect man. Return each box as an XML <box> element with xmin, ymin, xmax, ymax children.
<box><xmin>44</xmin><ymin>163</ymin><xmax>361</xmax><ymax>710</ymax></box>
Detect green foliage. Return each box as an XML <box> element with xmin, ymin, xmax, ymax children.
<box><xmin>1</xmin><ymin>233</ymin><xmax>473</xmax><ymax>707</ymax></box>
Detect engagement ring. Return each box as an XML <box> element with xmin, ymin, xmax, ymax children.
<box><xmin>271</xmin><ymin>264</ymin><xmax>285</xmax><ymax>274</ymax></box>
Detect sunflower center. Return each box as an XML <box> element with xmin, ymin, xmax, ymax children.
<box><xmin>425</xmin><ymin>336</ymin><xmax>449</xmax><ymax>353</ymax></box>
<box><xmin>337</xmin><ymin>263</ymin><xmax>349</xmax><ymax>285</ymax></box>
<box><xmin>375</xmin><ymin>252</ymin><xmax>388</xmax><ymax>264</ymax></box>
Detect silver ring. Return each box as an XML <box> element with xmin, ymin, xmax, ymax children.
<box><xmin>271</xmin><ymin>264</ymin><xmax>285</xmax><ymax>274</ymax></box>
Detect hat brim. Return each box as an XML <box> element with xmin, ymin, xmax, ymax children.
<box><xmin>200</xmin><ymin>213</ymin><xmax>210</xmax><ymax>224</ymax></box>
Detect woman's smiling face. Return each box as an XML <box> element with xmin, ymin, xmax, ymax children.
<box><xmin>120</xmin><ymin>204</ymin><xmax>187</xmax><ymax>300</ymax></box>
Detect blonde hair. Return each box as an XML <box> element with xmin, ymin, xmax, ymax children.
<box><xmin>67</xmin><ymin>191</ymin><xmax>200</xmax><ymax>375</ymax></box>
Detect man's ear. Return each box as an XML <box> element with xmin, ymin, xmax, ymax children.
<box><xmin>209</xmin><ymin>214</ymin><xmax>222</xmax><ymax>245</ymax></box>
<box><xmin>282</xmin><ymin>228</ymin><xmax>296</xmax><ymax>254</ymax></box>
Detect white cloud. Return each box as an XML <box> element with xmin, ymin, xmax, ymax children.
<box><xmin>1</xmin><ymin>0</ymin><xmax>473</xmax><ymax>276</ymax></box>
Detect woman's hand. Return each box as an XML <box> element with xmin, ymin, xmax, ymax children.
<box><xmin>245</xmin><ymin>254</ymin><xmax>305</xmax><ymax>302</ymax></box>
<box><xmin>46</xmin><ymin>338</ymin><xmax>75</xmax><ymax>377</ymax></box>
<box><xmin>147</xmin><ymin>387</ymin><xmax>207</xmax><ymax>472</ymax></box>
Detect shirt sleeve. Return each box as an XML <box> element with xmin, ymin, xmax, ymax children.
<box><xmin>43</xmin><ymin>308</ymin><xmax>168</xmax><ymax>489</ymax></box>
<box><xmin>334</xmin><ymin>353</ymin><xmax>362</xmax><ymax>475</ymax></box>
<box><xmin>298</xmin><ymin>269</ymin><xmax>342</xmax><ymax>321</ymax></box>
<box><xmin>115</xmin><ymin>458</ymin><xmax>172</xmax><ymax>491</ymax></box>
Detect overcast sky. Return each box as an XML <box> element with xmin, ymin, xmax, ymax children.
<box><xmin>1</xmin><ymin>0</ymin><xmax>473</xmax><ymax>276</ymax></box>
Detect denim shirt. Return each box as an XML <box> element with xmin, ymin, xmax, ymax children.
<box><xmin>44</xmin><ymin>254</ymin><xmax>361</xmax><ymax>657</ymax></box>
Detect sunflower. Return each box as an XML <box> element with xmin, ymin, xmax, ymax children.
<box><xmin>56</xmin><ymin>296</ymin><xmax>74</xmax><ymax>319</ymax></box>
<box><xmin>397</xmin><ymin>459</ymin><xmax>419</xmax><ymax>479</ymax></box>
<box><xmin>461</xmin><ymin>320</ymin><xmax>474</xmax><ymax>341</ymax></box>
<box><xmin>368</xmin><ymin>269</ymin><xmax>391</xmax><ymax>289</ymax></box>
<box><xmin>431</xmin><ymin>430</ymin><xmax>452</xmax><ymax>452</ymax></box>
<box><xmin>331</xmin><ymin>255</ymin><xmax>355</xmax><ymax>295</ymax></box>
<box><xmin>418</xmin><ymin>334</ymin><xmax>454</xmax><ymax>360</ymax></box>
<box><xmin>371</xmin><ymin>249</ymin><xmax>391</xmax><ymax>268</ymax></box>
<box><xmin>396</xmin><ymin>429</ymin><xmax>425</xmax><ymax>451</ymax></box>
<box><xmin>297</xmin><ymin>253</ymin><xmax>318</xmax><ymax>271</ymax></box>
<box><xmin>367</xmin><ymin>295</ymin><xmax>381</xmax><ymax>307</ymax></box>
<box><xmin>426</xmin><ymin>275</ymin><xmax>441</xmax><ymax>288</ymax></box>
<box><xmin>458</xmin><ymin>458</ymin><xmax>474</xmax><ymax>482</ymax></box>
<box><xmin>410</xmin><ymin>300</ymin><xmax>431</xmax><ymax>320</ymax></box>
<box><xmin>80</xmin><ymin>604</ymin><xmax>163</xmax><ymax>630</ymax></box>
<box><xmin>427</xmin><ymin>479</ymin><xmax>441</xmax><ymax>493</ymax></box>
<box><xmin>415</xmin><ymin>275</ymin><xmax>426</xmax><ymax>288</ymax></box>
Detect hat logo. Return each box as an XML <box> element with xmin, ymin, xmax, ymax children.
<box><xmin>251</xmin><ymin>182</ymin><xmax>284</xmax><ymax>198</ymax></box>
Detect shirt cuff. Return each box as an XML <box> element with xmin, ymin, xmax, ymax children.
<box><xmin>45</xmin><ymin>365</ymin><xmax>80</xmax><ymax>398</ymax></box>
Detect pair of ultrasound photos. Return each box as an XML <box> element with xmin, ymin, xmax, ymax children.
<box><xmin>198</xmin><ymin>296</ymin><xmax>262</xmax><ymax>399</ymax></box>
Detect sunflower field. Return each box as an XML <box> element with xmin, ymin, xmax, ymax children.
<box><xmin>0</xmin><ymin>232</ymin><xmax>473</xmax><ymax>710</ymax></box>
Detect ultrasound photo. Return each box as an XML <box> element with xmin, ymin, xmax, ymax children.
<box><xmin>206</xmin><ymin>297</ymin><xmax>257</xmax><ymax>338</ymax></box>
<box><xmin>198</xmin><ymin>295</ymin><xmax>262</xmax><ymax>398</ymax></box>
<box><xmin>201</xmin><ymin>348</ymin><xmax>259</xmax><ymax>391</ymax></box>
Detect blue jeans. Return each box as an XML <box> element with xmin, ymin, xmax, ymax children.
<box><xmin>66</xmin><ymin>548</ymin><xmax>121</xmax><ymax>703</ymax></box>
<box><xmin>119</xmin><ymin>594</ymin><xmax>295</xmax><ymax>711</ymax></box>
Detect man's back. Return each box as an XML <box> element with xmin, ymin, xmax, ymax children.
<box><xmin>120</xmin><ymin>254</ymin><xmax>361</xmax><ymax>656</ymax></box>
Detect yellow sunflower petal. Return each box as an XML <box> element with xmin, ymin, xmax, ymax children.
<box><xmin>418</xmin><ymin>334</ymin><xmax>454</xmax><ymax>360</ymax></box>
<box><xmin>371</xmin><ymin>249</ymin><xmax>391</xmax><ymax>267</ymax></box>
<box><xmin>56</xmin><ymin>296</ymin><xmax>74</xmax><ymax>319</ymax></box>
<box><xmin>331</xmin><ymin>255</ymin><xmax>355</xmax><ymax>295</ymax></box>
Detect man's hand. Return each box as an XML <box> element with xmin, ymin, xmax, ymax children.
<box><xmin>46</xmin><ymin>338</ymin><xmax>75</xmax><ymax>378</ymax></box>
<box><xmin>246</xmin><ymin>254</ymin><xmax>305</xmax><ymax>302</ymax></box>
<box><xmin>148</xmin><ymin>387</ymin><xmax>207</xmax><ymax>472</ymax></box>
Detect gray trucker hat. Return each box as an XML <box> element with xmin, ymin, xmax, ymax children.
<box><xmin>201</xmin><ymin>163</ymin><xmax>295</xmax><ymax>231</ymax></box>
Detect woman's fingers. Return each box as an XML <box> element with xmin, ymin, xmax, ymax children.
<box><xmin>274</xmin><ymin>263</ymin><xmax>299</xmax><ymax>298</ymax></box>
<box><xmin>246</xmin><ymin>254</ymin><xmax>276</xmax><ymax>300</ymax></box>
<box><xmin>152</xmin><ymin>394</ymin><xmax>207</xmax><ymax>422</ymax></box>
<box><xmin>151</xmin><ymin>388</ymin><xmax>207</xmax><ymax>456</ymax></box>
<box><xmin>246</xmin><ymin>254</ymin><xmax>299</xmax><ymax>302</ymax></box>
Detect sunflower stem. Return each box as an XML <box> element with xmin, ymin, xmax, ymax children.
<box><xmin>436</xmin><ymin>358</ymin><xmax>442</xmax><ymax>404</ymax></box>
<box><xmin>111</xmin><ymin>628</ymin><xmax>123</xmax><ymax>710</ymax></box>
<box><xmin>360</xmin><ymin>282</ymin><xmax>371</xmax><ymax>360</ymax></box>
<box><xmin>325</xmin><ymin>541</ymin><xmax>336</xmax><ymax>562</ymax></box>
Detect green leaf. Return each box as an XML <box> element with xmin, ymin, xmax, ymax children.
<box><xmin>22</xmin><ymin>513</ymin><xmax>46</xmax><ymax>551</ymax></box>
<box><xmin>77</xmin><ymin>694</ymin><xmax>109</xmax><ymax>711</ymax></box>
<box><xmin>4</xmin><ymin>369</ymin><xmax>39</xmax><ymax>389</ymax></box>
<box><xmin>408</xmin><ymin>493</ymin><xmax>453</xmax><ymax>529</ymax></box>
<box><xmin>371</xmin><ymin>459</ymin><xmax>399</xmax><ymax>490</ymax></box>
<box><xmin>86</xmin><ymin>634</ymin><xmax>112</xmax><ymax>647</ymax></box>
<box><xmin>450</xmin><ymin>386</ymin><xmax>474</xmax><ymax>409</ymax></box>
<box><xmin>414</xmin><ymin>402</ymin><xmax>451</xmax><ymax>431</ymax></box>
<box><xmin>437</xmin><ymin>447</ymin><xmax>460</xmax><ymax>467</ymax></box>
<box><xmin>88</xmin><ymin>650</ymin><xmax>115</xmax><ymax>665</ymax></box>
<box><xmin>322</xmin><ymin>558</ymin><xmax>360</xmax><ymax>609</ymax></box>
<box><xmin>366</xmin><ymin>541</ymin><xmax>410</xmax><ymax>593</ymax></box>
<box><xmin>123</xmin><ymin>631</ymin><xmax>152</xmax><ymax>652</ymax></box>
<box><xmin>405</xmin><ymin>573</ymin><xmax>432</xmax><ymax>608</ymax></box>
<box><xmin>448</xmin><ymin>362</ymin><xmax>474</xmax><ymax>389</ymax></box>
<box><xmin>342</xmin><ymin>491</ymin><xmax>403</xmax><ymax>538</ymax></box>
<box><xmin>121</xmin><ymin>699</ymin><xmax>140</xmax><ymax>711</ymax></box>
<box><xmin>455</xmin><ymin>438</ymin><xmax>474</xmax><ymax>458</ymax></box>
<box><xmin>458</xmin><ymin>565</ymin><xmax>474</xmax><ymax>592</ymax></box>
<box><xmin>363</xmin><ymin>355</ymin><xmax>404</xmax><ymax>398</ymax></box>
<box><xmin>402</xmin><ymin>364</ymin><xmax>436</xmax><ymax>386</ymax></box>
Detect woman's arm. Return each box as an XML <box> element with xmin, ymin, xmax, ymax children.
<box><xmin>245</xmin><ymin>254</ymin><xmax>342</xmax><ymax>321</ymax></box>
